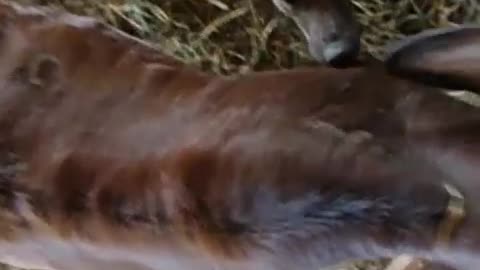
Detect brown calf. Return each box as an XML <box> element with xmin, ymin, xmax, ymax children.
<box><xmin>0</xmin><ymin>2</ymin><xmax>479</xmax><ymax>270</ymax></box>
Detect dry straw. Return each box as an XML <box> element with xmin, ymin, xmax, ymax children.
<box><xmin>14</xmin><ymin>0</ymin><xmax>480</xmax><ymax>75</ymax></box>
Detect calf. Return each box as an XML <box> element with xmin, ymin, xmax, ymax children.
<box><xmin>0</xmin><ymin>2</ymin><xmax>479</xmax><ymax>270</ymax></box>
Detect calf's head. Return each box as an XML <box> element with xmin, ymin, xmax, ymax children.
<box><xmin>272</xmin><ymin>0</ymin><xmax>361</xmax><ymax>67</ymax></box>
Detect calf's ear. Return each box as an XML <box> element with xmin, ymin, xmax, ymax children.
<box><xmin>385</xmin><ymin>26</ymin><xmax>480</xmax><ymax>93</ymax></box>
<box><xmin>27</xmin><ymin>54</ymin><xmax>62</xmax><ymax>92</ymax></box>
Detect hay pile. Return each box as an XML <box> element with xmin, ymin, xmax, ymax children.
<box><xmin>4</xmin><ymin>0</ymin><xmax>480</xmax><ymax>270</ymax></box>
<box><xmin>13</xmin><ymin>0</ymin><xmax>480</xmax><ymax>75</ymax></box>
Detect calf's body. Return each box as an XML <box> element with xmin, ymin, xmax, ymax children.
<box><xmin>0</xmin><ymin>2</ymin><xmax>479</xmax><ymax>270</ymax></box>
